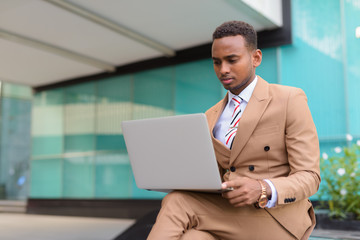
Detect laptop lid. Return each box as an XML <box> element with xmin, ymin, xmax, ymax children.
<box><xmin>121</xmin><ymin>113</ymin><xmax>224</xmax><ymax>193</ymax></box>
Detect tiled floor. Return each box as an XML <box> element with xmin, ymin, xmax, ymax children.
<box><xmin>0</xmin><ymin>213</ymin><xmax>135</xmax><ymax>240</ymax></box>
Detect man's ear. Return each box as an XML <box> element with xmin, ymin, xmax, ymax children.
<box><xmin>253</xmin><ymin>49</ymin><xmax>262</xmax><ymax>67</ymax></box>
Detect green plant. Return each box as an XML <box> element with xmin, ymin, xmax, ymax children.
<box><xmin>318</xmin><ymin>137</ymin><xmax>360</xmax><ymax>220</ymax></box>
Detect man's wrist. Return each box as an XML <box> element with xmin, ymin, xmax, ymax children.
<box><xmin>262</xmin><ymin>180</ymin><xmax>272</xmax><ymax>200</ymax></box>
<box><xmin>264</xmin><ymin>179</ymin><xmax>277</xmax><ymax>208</ymax></box>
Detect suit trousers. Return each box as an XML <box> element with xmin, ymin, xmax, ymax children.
<box><xmin>147</xmin><ymin>191</ymin><xmax>297</xmax><ymax>240</ymax></box>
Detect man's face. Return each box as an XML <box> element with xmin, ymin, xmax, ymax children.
<box><xmin>212</xmin><ymin>35</ymin><xmax>262</xmax><ymax>95</ymax></box>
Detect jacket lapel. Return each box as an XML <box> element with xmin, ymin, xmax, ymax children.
<box><xmin>207</xmin><ymin>93</ymin><xmax>231</xmax><ymax>159</ymax></box>
<box><xmin>207</xmin><ymin>93</ymin><xmax>228</xmax><ymax>135</ymax></box>
<box><xmin>229</xmin><ymin>77</ymin><xmax>272</xmax><ymax>165</ymax></box>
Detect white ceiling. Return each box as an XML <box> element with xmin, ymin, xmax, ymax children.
<box><xmin>0</xmin><ymin>0</ymin><xmax>282</xmax><ymax>88</ymax></box>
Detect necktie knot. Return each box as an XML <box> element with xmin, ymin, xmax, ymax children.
<box><xmin>231</xmin><ymin>96</ymin><xmax>242</xmax><ymax>117</ymax></box>
<box><xmin>232</xmin><ymin>96</ymin><xmax>242</xmax><ymax>107</ymax></box>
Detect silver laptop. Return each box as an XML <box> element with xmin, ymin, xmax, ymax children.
<box><xmin>121</xmin><ymin>113</ymin><xmax>226</xmax><ymax>193</ymax></box>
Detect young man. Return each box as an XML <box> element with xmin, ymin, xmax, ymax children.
<box><xmin>147</xmin><ymin>21</ymin><xmax>320</xmax><ymax>240</ymax></box>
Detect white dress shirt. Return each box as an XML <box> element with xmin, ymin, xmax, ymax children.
<box><xmin>213</xmin><ymin>76</ymin><xmax>277</xmax><ymax>208</ymax></box>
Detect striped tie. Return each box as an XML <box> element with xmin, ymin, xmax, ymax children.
<box><xmin>225</xmin><ymin>96</ymin><xmax>242</xmax><ymax>149</ymax></box>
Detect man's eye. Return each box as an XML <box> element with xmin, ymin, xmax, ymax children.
<box><xmin>213</xmin><ymin>61</ymin><xmax>221</xmax><ymax>65</ymax></box>
<box><xmin>229</xmin><ymin>59</ymin><xmax>237</xmax><ymax>63</ymax></box>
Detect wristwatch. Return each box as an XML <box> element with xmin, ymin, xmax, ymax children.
<box><xmin>256</xmin><ymin>180</ymin><xmax>268</xmax><ymax>208</ymax></box>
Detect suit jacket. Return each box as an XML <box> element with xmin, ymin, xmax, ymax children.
<box><xmin>205</xmin><ymin>76</ymin><xmax>320</xmax><ymax>239</ymax></box>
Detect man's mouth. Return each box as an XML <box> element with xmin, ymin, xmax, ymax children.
<box><xmin>221</xmin><ymin>77</ymin><xmax>233</xmax><ymax>85</ymax></box>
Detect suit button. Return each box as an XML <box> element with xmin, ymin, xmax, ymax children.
<box><xmin>249</xmin><ymin>165</ymin><xmax>255</xmax><ymax>171</ymax></box>
<box><xmin>264</xmin><ymin>146</ymin><xmax>270</xmax><ymax>151</ymax></box>
<box><xmin>230</xmin><ymin>166</ymin><xmax>236</xmax><ymax>172</ymax></box>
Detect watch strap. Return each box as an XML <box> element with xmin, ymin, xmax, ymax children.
<box><xmin>255</xmin><ymin>180</ymin><xmax>268</xmax><ymax>208</ymax></box>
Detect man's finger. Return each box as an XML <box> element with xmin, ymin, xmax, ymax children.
<box><xmin>221</xmin><ymin>180</ymin><xmax>237</xmax><ymax>189</ymax></box>
<box><xmin>221</xmin><ymin>178</ymin><xmax>244</xmax><ymax>189</ymax></box>
<box><xmin>222</xmin><ymin>188</ymin><xmax>241</xmax><ymax>199</ymax></box>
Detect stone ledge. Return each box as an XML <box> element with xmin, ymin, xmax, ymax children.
<box><xmin>315</xmin><ymin>209</ymin><xmax>360</xmax><ymax>231</ymax></box>
<box><xmin>0</xmin><ymin>200</ymin><xmax>26</xmax><ymax>213</ymax></box>
<box><xmin>312</xmin><ymin>229</ymin><xmax>360</xmax><ymax>240</ymax></box>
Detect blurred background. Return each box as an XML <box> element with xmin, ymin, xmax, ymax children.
<box><xmin>0</xmin><ymin>0</ymin><xmax>359</xmax><ymax>219</ymax></box>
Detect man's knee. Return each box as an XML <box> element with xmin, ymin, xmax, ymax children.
<box><xmin>162</xmin><ymin>191</ymin><xmax>189</xmax><ymax>206</ymax></box>
<box><xmin>180</xmin><ymin>229</ymin><xmax>218</xmax><ymax>240</ymax></box>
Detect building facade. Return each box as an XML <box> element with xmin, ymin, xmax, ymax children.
<box><xmin>0</xmin><ymin>0</ymin><xmax>359</xmax><ymax>203</ymax></box>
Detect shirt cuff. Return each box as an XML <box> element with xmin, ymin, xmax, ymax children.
<box><xmin>264</xmin><ymin>179</ymin><xmax>277</xmax><ymax>208</ymax></box>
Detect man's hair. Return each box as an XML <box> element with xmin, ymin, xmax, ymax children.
<box><xmin>212</xmin><ymin>21</ymin><xmax>257</xmax><ymax>50</ymax></box>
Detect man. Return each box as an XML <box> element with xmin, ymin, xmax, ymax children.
<box><xmin>147</xmin><ymin>21</ymin><xmax>320</xmax><ymax>240</ymax></box>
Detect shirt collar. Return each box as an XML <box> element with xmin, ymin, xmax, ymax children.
<box><xmin>228</xmin><ymin>75</ymin><xmax>258</xmax><ymax>103</ymax></box>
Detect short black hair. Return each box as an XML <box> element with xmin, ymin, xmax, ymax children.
<box><xmin>212</xmin><ymin>21</ymin><xmax>257</xmax><ymax>50</ymax></box>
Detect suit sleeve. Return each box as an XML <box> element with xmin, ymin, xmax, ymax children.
<box><xmin>269</xmin><ymin>88</ymin><xmax>320</xmax><ymax>206</ymax></box>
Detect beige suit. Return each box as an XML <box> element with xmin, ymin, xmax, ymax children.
<box><xmin>148</xmin><ymin>77</ymin><xmax>320</xmax><ymax>240</ymax></box>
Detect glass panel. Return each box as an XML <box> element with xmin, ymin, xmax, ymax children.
<box><xmin>344</xmin><ymin>0</ymin><xmax>360</xmax><ymax>135</ymax></box>
<box><xmin>33</xmin><ymin>88</ymin><xmax>64</xmax><ymax>106</ymax></box>
<box><xmin>64</xmin><ymin>82</ymin><xmax>96</xmax><ymax>153</ymax></box>
<box><xmin>32</xmin><ymin>90</ymin><xmax>64</xmax><ymax>156</ymax></box>
<box><xmin>96</xmin><ymin>75</ymin><xmax>132</xmax><ymax>151</ymax></box>
<box><xmin>2</xmin><ymin>82</ymin><xmax>32</xmax><ymax>100</ymax></box>
<box><xmin>96</xmin><ymin>135</ymin><xmax>126</xmax><ymax>152</ymax></box>
<box><xmin>32</xmin><ymin>136</ymin><xmax>63</xmax><ymax>156</ymax></box>
<box><xmin>97</xmin><ymin>75</ymin><xmax>132</xmax><ymax>103</ymax></box>
<box><xmin>256</xmin><ymin>48</ymin><xmax>279</xmax><ymax>84</ymax></box>
<box><xmin>175</xmin><ymin>59</ymin><xmax>222</xmax><ymax>114</ymax></box>
<box><xmin>95</xmin><ymin>153</ymin><xmax>132</xmax><ymax>198</ymax></box>
<box><xmin>133</xmin><ymin>67</ymin><xmax>174</xmax><ymax>119</ymax></box>
<box><xmin>63</xmin><ymin>156</ymin><xmax>94</xmax><ymax>198</ymax></box>
<box><xmin>0</xmin><ymin>98</ymin><xmax>31</xmax><ymax>200</ymax></box>
<box><xmin>30</xmin><ymin>158</ymin><xmax>62</xmax><ymax>198</ymax></box>
<box><xmin>64</xmin><ymin>135</ymin><xmax>95</xmax><ymax>153</ymax></box>
<box><xmin>284</xmin><ymin>0</ymin><xmax>345</xmax><ymax>138</ymax></box>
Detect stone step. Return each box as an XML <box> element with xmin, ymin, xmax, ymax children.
<box><xmin>0</xmin><ymin>200</ymin><xmax>26</xmax><ymax>213</ymax></box>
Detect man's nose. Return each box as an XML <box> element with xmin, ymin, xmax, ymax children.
<box><xmin>220</xmin><ymin>63</ymin><xmax>230</xmax><ymax>74</ymax></box>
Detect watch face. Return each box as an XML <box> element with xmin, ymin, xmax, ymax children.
<box><xmin>258</xmin><ymin>197</ymin><xmax>268</xmax><ymax>208</ymax></box>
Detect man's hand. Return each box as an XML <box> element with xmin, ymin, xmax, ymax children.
<box><xmin>221</xmin><ymin>177</ymin><xmax>262</xmax><ymax>207</ymax></box>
